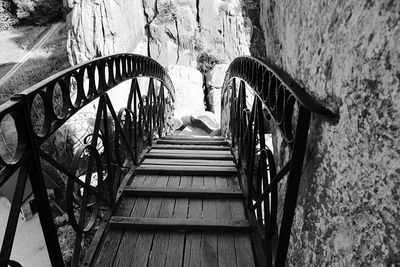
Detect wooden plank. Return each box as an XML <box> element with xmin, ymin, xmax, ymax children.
<box><xmin>145</xmin><ymin>152</ymin><xmax>233</xmax><ymax>160</ymax></box>
<box><xmin>157</xmin><ymin>139</ymin><xmax>228</xmax><ymax>145</ymax></box>
<box><xmin>165</xmin><ymin>176</ymin><xmax>192</xmax><ymax>266</ymax></box>
<box><xmin>128</xmin><ymin>175</ymin><xmax>168</xmax><ymax>267</ymax></box>
<box><xmin>227</xmin><ymin>177</ymin><xmax>256</xmax><ymax>267</ymax></box>
<box><xmin>113</xmin><ymin>176</ymin><xmax>157</xmax><ymax>267</ymax></box>
<box><xmin>95</xmin><ymin>175</ymin><xmax>145</xmax><ymax>267</ymax></box>
<box><xmin>109</xmin><ymin>217</ymin><xmax>250</xmax><ymax>231</ymax></box>
<box><xmin>149</xmin><ymin>149</ymin><xmax>231</xmax><ymax>155</ymax></box>
<box><xmin>152</xmin><ymin>144</ymin><xmax>230</xmax><ymax>150</ymax></box>
<box><xmin>201</xmin><ymin>176</ymin><xmax>218</xmax><ymax>267</ymax></box>
<box><xmin>142</xmin><ymin>158</ymin><xmax>235</xmax><ymax>167</ymax></box>
<box><xmin>137</xmin><ymin>165</ymin><xmax>237</xmax><ymax>176</ymax></box>
<box><xmin>216</xmin><ymin>176</ymin><xmax>237</xmax><ymax>267</ymax></box>
<box><xmin>161</xmin><ymin>136</ymin><xmax>225</xmax><ymax>141</ymax></box>
<box><xmin>124</xmin><ymin>186</ymin><xmax>242</xmax><ymax>199</ymax></box>
<box><xmin>148</xmin><ymin>176</ymin><xmax>179</xmax><ymax>267</ymax></box>
<box><xmin>184</xmin><ymin>176</ymin><xmax>203</xmax><ymax>267</ymax></box>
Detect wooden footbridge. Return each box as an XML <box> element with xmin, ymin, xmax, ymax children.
<box><xmin>0</xmin><ymin>55</ymin><xmax>336</xmax><ymax>266</ymax></box>
<box><xmin>94</xmin><ymin>135</ymin><xmax>254</xmax><ymax>267</ymax></box>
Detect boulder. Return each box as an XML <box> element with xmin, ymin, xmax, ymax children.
<box><xmin>191</xmin><ymin>111</ymin><xmax>220</xmax><ymax>133</ymax></box>
<box><xmin>178</xmin><ymin>126</ymin><xmax>209</xmax><ymax>136</ymax></box>
<box><xmin>167</xmin><ymin>65</ymin><xmax>205</xmax><ymax>119</ymax></box>
<box><xmin>205</xmin><ymin>64</ymin><xmax>229</xmax><ymax>88</ymax></box>
<box><xmin>205</xmin><ymin>64</ymin><xmax>229</xmax><ymax>119</ymax></box>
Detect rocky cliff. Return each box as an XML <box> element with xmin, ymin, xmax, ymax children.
<box><xmin>259</xmin><ymin>0</ymin><xmax>400</xmax><ymax>265</ymax></box>
<box><xmin>66</xmin><ymin>0</ymin><xmax>252</xmax><ymax>68</ymax></box>
<box><xmin>66</xmin><ymin>0</ymin><xmax>257</xmax><ymax>126</ymax></box>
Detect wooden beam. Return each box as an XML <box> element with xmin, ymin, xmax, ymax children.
<box><xmin>148</xmin><ymin>149</ymin><xmax>232</xmax><ymax>155</ymax></box>
<box><xmin>124</xmin><ymin>186</ymin><xmax>243</xmax><ymax>199</ymax></box>
<box><xmin>136</xmin><ymin>165</ymin><xmax>237</xmax><ymax>176</ymax></box>
<box><xmin>142</xmin><ymin>159</ymin><xmax>236</xmax><ymax>167</ymax></box>
<box><xmin>145</xmin><ymin>153</ymin><xmax>233</xmax><ymax>160</ymax></box>
<box><xmin>161</xmin><ymin>136</ymin><xmax>226</xmax><ymax>141</ymax></box>
<box><xmin>157</xmin><ymin>140</ymin><xmax>228</xmax><ymax>145</ymax></box>
<box><xmin>152</xmin><ymin>144</ymin><xmax>230</xmax><ymax>150</ymax></box>
<box><xmin>109</xmin><ymin>217</ymin><xmax>250</xmax><ymax>232</ymax></box>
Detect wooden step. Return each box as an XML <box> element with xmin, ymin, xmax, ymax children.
<box><xmin>157</xmin><ymin>139</ymin><xmax>228</xmax><ymax>146</ymax></box>
<box><xmin>149</xmin><ymin>149</ymin><xmax>232</xmax><ymax>155</ymax></box>
<box><xmin>124</xmin><ymin>186</ymin><xmax>242</xmax><ymax>198</ymax></box>
<box><xmin>109</xmin><ymin>217</ymin><xmax>250</xmax><ymax>232</ymax></box>
<box><xmin>142</xmin><ymin>158</ymin><xmax>235</xmax><ymax>167</ymax></box>
<box><xmin>136</xmin><ymin>165</ymin><xmax>237</xmax><ymax>175</ymax></box>
<box><xmin>162</xmin><ymin>136</ymin><xmax>225</xmax><ymax>141</ymax></box>
<box><xmin>145</xmin><ymin>152</ymin><xmax>233</xmax><ymax>160</ymax></box>
<box><xmin>152</xmin><ymin>144</ymin><xmax>230</xmax><ymax>150</ymax></box>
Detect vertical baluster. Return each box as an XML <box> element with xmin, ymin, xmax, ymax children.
<box><xmin>275</xmin><ymin>106</ymin><xmax>311</xmax><ymax>266</ymax></box>
<box><xmin>230</xmin><ymin>78</ymin><xmax>237</xmax><ymax>147</ymax></box>
<box><xmin>101</xmin><ymin>97</ymin><xmax>114</xmax><ymax>204</ymax></box>
<box><xmin>18</xmin><ymin>96</ymin><xmax>64</xmax><ymax>266</ymax></box>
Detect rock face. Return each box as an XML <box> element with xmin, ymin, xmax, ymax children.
<box><xmin>67</xmin><ymin>0</ymin><xmax>148</xmax><ymax>65</ymax></box>
<box><xmin>67</xmin><ymin>0</ymin><xmax>251</xmax><ymax>67</ymax></box>
<box><xmin>205</xmin><ymin>64</ymin><xmax>229</xmax><ymax>121</ymax></box>
<box><xmin>259</xmin><ymin>0</ymin><xmax>400</xmax><ymax>265</ymax></box>
<box><xmin>167</xmin><ymin>65</ymin><xmax>204</xmax><ymax>119</ymax></box>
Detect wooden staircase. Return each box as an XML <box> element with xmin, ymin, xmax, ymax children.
<box><xmin>94</xmin><ymin>135</ymin><xmax>255</xmax><ymax>267</ymax></box>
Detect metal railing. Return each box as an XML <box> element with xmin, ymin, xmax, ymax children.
<box><xmin>0</xmin><ymin>54</ymin><xmax>175</xmax><ymax>266</ymax></box>
<box><xmin>221</xmin><ymin>56</ymin><xmax>337</xmax><ymax>266</ymax></box>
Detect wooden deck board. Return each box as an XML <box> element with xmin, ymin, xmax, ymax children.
<box><xmin>165</xmin><ymin>176</ymin><xmax>192</xmax><ymax>267</ymax></box>
<box><xmin>201</xmin><ymin>176</ymin><xmax>218</xmax><ymax>267</ymax></box>
<box><xmin>152</xmin><ymin>144</ymin><xmax>230</xmax><ymax>150</ymax></box>
<box><xmin>128</xmin><ymin>176</ymin><xmax>168</xmax><ymax>267</ymax></box>
<box><xmin>142</xmin><ymin>158</ymin><xmax>235</xmax><ymax>167</ymax></box>
<box><xmin>94</xmin><ymin>175</ymin><xmax>145</xmax><ymax>267</ymax></box>
<box><xmin>148</xmin><ymin>176</ymin><xmax>179</xmax><ymax>267</ymax></box>
<box><xmin>113</xmin><ymin>176</ymin><xmax>157</xmax><ymax>266</ymax></box>
<box><xmin>216</xmin><ymin>177</ymin><xmax>237</xmax><ymax>267</ymax></box>
<box><xmin>184</xmin><ymin>176</ymin><xmax>203</xmax><ymax>267</ymax></box>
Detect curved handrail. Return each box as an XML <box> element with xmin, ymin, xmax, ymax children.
<box><xmin>0</xmin><ymin>54</ymin><xmax>175</xmax><ymax>266</ymax></box>
<box><xmin>221</xmin><ymin>56</ymin><xmax>337</xmax><ymax>266</ymax></box>
<box><xmin>222</xmin><ymin>56</ymin><xmax>338</xmax><ymax>120</ymax></box>
<box><xmin>0</xmin><ymin>53</ymin><xmax>174</xmax><ymax>178</ymax></box>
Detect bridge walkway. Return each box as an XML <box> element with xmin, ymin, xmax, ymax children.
<box><xmin>94</xmin><ymin>135</ymin><xmax>256</xmax><ymax>267</ymax></box>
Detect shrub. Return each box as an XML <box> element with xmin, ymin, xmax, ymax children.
<box><xmin>0</xmin><ymin>0</ymin><xmax>18</xmax><ymax>29</ymax></box>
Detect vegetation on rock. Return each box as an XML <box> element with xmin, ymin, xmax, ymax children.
<box><xmin>0</xmin><ymin>0</ymin><xmax>63</xmax><ymax>30</ymax></box>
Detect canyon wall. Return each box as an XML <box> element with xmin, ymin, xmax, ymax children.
<box><xmin>259</xmin><ymin>0</ymin><xmax>400</xmax><ymax>265</ymax></box>
<box><xmin>66</xmin><ymin>0</ymin><xmax>252</xmax><ymax>68</ymax></box>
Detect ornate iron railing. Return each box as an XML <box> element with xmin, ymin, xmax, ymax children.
<box><xmin>221</xmin><ymin>56</ymin><xmax>337</xmax><ymax>266</ymax></box>
<box><xmin>0</xmin><ymin>54</ymin><xmax>174</xmax><ymax>266</ymax></box>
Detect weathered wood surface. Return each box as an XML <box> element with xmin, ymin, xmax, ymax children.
<box><xmin>93</xmin><ymin>136</ymin><xmax>255</xmax><ymax>267</ymax></box>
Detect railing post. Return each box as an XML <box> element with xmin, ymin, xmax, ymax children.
<box><xmin>20</xmin><ymin>96</ymin><xmax>64</xmax><ymax>266</ymax></box>
<box><xmin>275</xmin><ymin>106</ymin><xmax>311</xmax><ymax>266</ymax></box>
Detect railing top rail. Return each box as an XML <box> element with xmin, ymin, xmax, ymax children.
<box><xmin>0</xmin><ymin>53</ymin><xmax>174</xmax><ymax>184</ymax></box>
<box><xmin>223</xmin><ymin>56</ymin><xmax>338</xmax><ymax>120</ymax></box>
<box><xmin>0</xmin><ymin>53</ymin><xmax>175</xmax><ymax>114</ymax></box>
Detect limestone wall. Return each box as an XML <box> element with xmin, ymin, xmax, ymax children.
<box><xmin>259</xmin><ymin>0</ymin><xmax>400</xmax><ymax>265</ymax></box>
<box><xmin>66</xmin><ymin>0</ymin><xmax>252</xmax><ymax>67</ymax></box>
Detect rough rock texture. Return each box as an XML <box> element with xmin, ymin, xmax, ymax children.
<box><xmin>66</xmin><ymin>0</ymin><xmax>252</xmax><ymax>67</ymax></box>
<box><xmin>259</xmin><ymin>0</ymin><xmax>400</xmax><ymax>265</ymax></box>
<box><xmin>205</xmin><ymin>64</ymin><xmax>229</xmax><ymax>120</ymax></box>
<box><xmin>67</xmin><ymin>0</ymin><xmax>148</xmax><ymax>65</ymax></box>
<box><xmin>167</xmin><ymin>65</ymin><xmax>204</xmax><ymax>119</ymax></box>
